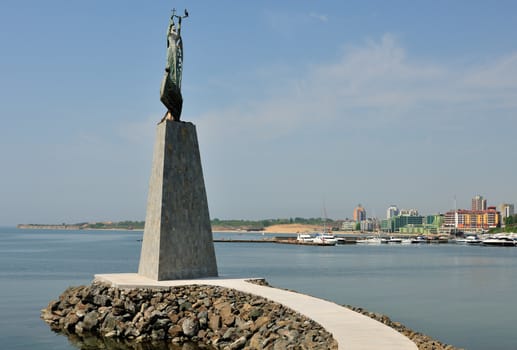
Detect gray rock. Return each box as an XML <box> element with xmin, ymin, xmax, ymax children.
<box><xmin>197</xmin><ymin>310</ymin><xmax>208</xmax><ymax>321</ymax></box>
<box><xmin>151</xmin><ymin>328</ymin><xmax>166</xmax><ymax>340</ymax></box>
<box><xmin>249</xmin><ymin>307</ymin><xmax>263</xmax><ymax>320</ymax></box>
<box><xmin>93</xmin><ymin>294</ymin><xmax>110</xmax><ymax>307</ymax></box>
<box><xmin>179</xmin><ymin>301</ymin><xmax>192</xmax><ymax>311</ymax></box>
<box><xmin>273</xmin><ymin>338</ymin><xmax>290</xmax><ymax>350</ymax></box>
<box><xmin>222</xmin><ymin>327</ymin><xmax>236</xmax><ymax>340</ymax></box>
<box><xmin>153</xmin><ymin>317</ymin><xmax>171</xmax><ymax>330</ymax></box>
<box><xmin>229</xmin><ymin>336</ymin><xmax>247</xmax><ymax>349</ymax></box>
<box><xmin>74</xmin><ymin>321</ymin><xmax>85</xmax><ymax>335</ymax></box>
<box><xmin>82</xmin><ymin>311</ymin><xmax>99</xmax><ymax>331</ymax></box>
<box><xmin>100</xmin><ymin>314</ymin><xmax>120</xmax><ymax>333</ymax></box>
<box><xmin>63</xmin><ymin>312</ymin><xmax>80</xmax><ymax>332</ymax></box>
<box><xmin>182</xmin><ymin>317</ymin><xmax>199</xmax><ymax>337</ymax></box>
<box><xmin>208</xmin><ymin>313</ymin><xmax>221</xmax><ymax>330</ymax></box>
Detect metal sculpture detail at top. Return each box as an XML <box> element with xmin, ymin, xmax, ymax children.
<box><xmin>160</xmin><ymin>9</ymin><xmax>189</xmax><ymax>122</ymax></box>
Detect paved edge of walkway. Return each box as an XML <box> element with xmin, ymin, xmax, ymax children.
<box><xmin>94</xmin><ymin>273</ymin><xmax>417</xmax><ymax>350</ymax></box>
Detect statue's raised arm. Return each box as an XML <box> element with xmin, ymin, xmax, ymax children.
<box><xmin>160</xmin><ymin>9</ymin><xmax>189</xmax><ymax>122</ymax></box>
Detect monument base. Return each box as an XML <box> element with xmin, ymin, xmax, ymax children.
<box><xmin>138</xmin><ymin>120</ymin><xmax>218</xmax><ymax>280</ymax></box>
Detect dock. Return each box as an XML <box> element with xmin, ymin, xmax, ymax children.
<box><xmin>213</xmin><ymin>235</ymin><xmax>451</xmax><ymax>245</ymax></box>
<box><xmin>213</xmin><ymin>237</ymin><xmax>357</xmax><ymax>245</ymax></box>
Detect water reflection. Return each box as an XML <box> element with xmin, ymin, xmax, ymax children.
<box><xmin>63</xmin><ymin>333</ymin><xmax>213</xmax><ymax>350</ymax></box>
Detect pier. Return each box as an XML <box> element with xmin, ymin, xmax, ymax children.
<box><xmin>213</xmin><ymin>235</ymin><xmax>450</xmax><ymax>244</ymax></box>
<box><xmin>95</xmin><ymin>274</ymin><xmax>418</xmax><ymax>350</ymax></box>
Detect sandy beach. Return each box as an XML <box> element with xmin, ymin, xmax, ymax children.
<box><xmin>212</xmin><ymin>223</ymin><xmax>324</xmax><ymax>234</ymax></box>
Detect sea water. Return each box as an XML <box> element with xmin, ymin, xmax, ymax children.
<box><xmin>1</xmin><ymin>227</ymin><xmax>516</xmax><ymax>349</ymax></box>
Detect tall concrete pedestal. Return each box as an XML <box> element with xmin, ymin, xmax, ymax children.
<box><xmin>138</xmin><ymin>120</ymin><xmax>218</xmax><ymax>280</ymax></box>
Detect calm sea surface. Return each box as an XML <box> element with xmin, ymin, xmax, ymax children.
<box><xmin>1</xmin><ymin>227</ymin><xmax>517</xmax><ymax>350</ymax></box>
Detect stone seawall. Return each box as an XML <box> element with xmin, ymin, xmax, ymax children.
<box><xmin>41</xmin><ymin>281</ymin><xmax>337</xmax><ymax>349</ymax></box>
<box><xmin>41</xmin><ymin>279</ymin><xmax>462</xmax><ymax>350</ymax></box>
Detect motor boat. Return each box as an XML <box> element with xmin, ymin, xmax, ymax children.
<box><xmin>312</xmin><ymin>233</ymin><xmax>338</xmax><ymax>245</ymax></box>
<box><xmin>465</xmin><ymin>235</ymin><xmax>482</xmax><ymax>245</ymax></box>
<box><xmin>357</xmin><ymin>237</ymin><xmax>383</xmax><ymax>244</ymax></box>
<box><xmin>411</xmin><ymin>236</ymin><xmax>427</xmax><ymax>244</ymax></box>
<box><xmin>296</xmin><ymin>233</ymin><xmax>314</xmax><ymax>243</ymax></box>
<box><xmin>482</xmin><ymin>237</ymin><xmax>516</xmax><ymax>247</ymax></box>
<box><xmin>455</xmin><ymin>235</ymin><xmax>482</xmax><ymax>245</ymax></box>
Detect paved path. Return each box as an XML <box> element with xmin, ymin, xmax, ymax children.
<box><xmin>95</xmin><ymin>273</ymin><xmax>417</xmax><ymax>350</ymax></box>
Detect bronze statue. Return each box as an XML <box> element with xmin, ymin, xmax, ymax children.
<box><xmin>160</xmin><ymin>9</ymin><xmax>188</xmax><ymax>123</ymax></box>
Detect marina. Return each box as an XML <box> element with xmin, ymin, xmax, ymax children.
<box><xmin>214</xmin><ymin>232</ymin><xmax>516</xmax><ymax>247</ymax></box>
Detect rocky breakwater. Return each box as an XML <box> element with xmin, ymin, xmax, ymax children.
<box><xmin>41</xmin><ymin>281</ymin><xmax>337</xmax><ymax>350</ymax></box>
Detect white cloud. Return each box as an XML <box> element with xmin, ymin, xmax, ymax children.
<box><xmin>196</xmin><ymin>33</ymin><xmax>517</xmax><ymax>142</ymax></box>
<box><xmin>309</xmin><ymin>12</ymin><xmax>328</xmax><ymax>22</ymax></box>
<box><xmin>463</xmin><ymin>53</ymin><xmax>517</xmax><ymax>89</ymax></box>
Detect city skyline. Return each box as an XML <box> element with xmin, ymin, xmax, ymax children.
<box><xmin>2</xmin><ymin>1</ymin><xmax>517</xmax><ymax>225</ymax></box>
<box><xmin>348</xmin><ymin>194</ymin><xmax>511</xmax><ymax>221</ymax></box>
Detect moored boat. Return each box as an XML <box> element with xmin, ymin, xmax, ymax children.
<box><xmin>482</xmin><ymin>237</ymin><xmax>516</xmax><ymax>247</ymax></box>
<box><xmin>465</xmin><ymin>235</ymin><xmax>482</xmax><ymax>245</ymax></box>
<box><xmin>296</xmin><ymin>233</ymin><xmax>314</xmax><ymax>243</ymax></box>
<box><xmin>455</xmin><ymin>234</ymin><xmax>482</xmax><ymax>245</ymax></box>
<box><xmin>335</xmin><ymin>237</ymin><xmax>349</xmax><ymax>244</ymax></box>
<box><xmin>313</xmin><ymin>233</ymin><xmax>338</xmax><ymax>245</ymax></box>
<box><xmin>357</xmin><ymin>237</ymin><xmax>383</xmax><ymax>244</ymax></box>
<box><xmin>411</xmin><ymin>236</ymin><xmax>427</xmax><ymax>244</ymax></box>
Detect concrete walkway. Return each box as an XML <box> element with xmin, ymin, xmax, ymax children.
<box><xmin>94</xmin><ymin>273</ymin><xmax>417</xmax><ymax>350</ymax></box>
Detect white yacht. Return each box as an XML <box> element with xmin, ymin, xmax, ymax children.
<box><xmin>312</xmin><ymin>233</ymin><xmax>338</xmax><ymax>244</ymax></box>
<box><xmin>482</xmin><ymin>237</ymin><xmax>516</xmax><ymax>247</ymax></box>
<box><xmin>296</xmin><ymin>233</ymin><xmax>314</xmax><ymax>243</ymax></box>
<box><xmin>411</xmin><ymin>236</ymin><xmax>427</xmax><ymax>244</ymax></box>
<box><xmin>455</xmin><ymin>235</ymin><xmax>481</xmax><ymax>244</ymax></box>
<box><xmin>357</xmin><ymin>237</ymin><xmax>383</xmax><ymax>244</ymax></box>
<box><xmin>465</xmin><ymin>235</ymin><xmax>482</xmax><ymax>245</ymax></box>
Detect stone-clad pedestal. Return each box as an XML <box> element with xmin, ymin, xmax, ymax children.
<box><xmin>138</xmin><ymin>120</ymin><xmax>218</xmax><ymax>280</ymax></box>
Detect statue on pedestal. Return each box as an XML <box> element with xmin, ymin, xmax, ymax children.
<box><xmin>160</xmin><ymin>9</ymin><xmax>189</xmax><ymax>122</ymax></box>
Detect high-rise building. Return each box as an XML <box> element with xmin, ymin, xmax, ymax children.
<box><xmin>381</xmin><ymin>215</ymin><xmax>424</xmax><ymax>232</ymax></box>
<box><xmin>341</xmin><ymin>220</ymin><xmax>357</xmax><ymax>231</ymax></box>
<box><xmin>500</xmin><ymin>203</ymin><xmax>515</xmax><ymax>219</ymax></box>
<box><xmin>353</xmin><ymin>204</ymin><xmax>366</xmax><ymax>222</ymax></box>
<box><xmin>386</xmin><ymin>205</ymin><xmax>399</xmax><ymax>219</ymax></box>
<box><xmin>360</xmin><ymin>219</ymin><xmax>375</xmax><ymax>232</ymax></box>
<box><xmin>472</xmin><ymin>195</ymin><xmax>487</xmax><ymax>211</ymax></box>
<box><xmin>444</xmin><ymin>207</ymin><xmax>500</xmax><ymax>231</ymax></box>
<box><xmin>400</xmin><ymin>208</ymin><xmax>419</xmax><ymax>216</ymax></box>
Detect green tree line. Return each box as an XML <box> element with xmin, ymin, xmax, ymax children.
<box><xmin>211</xmin><ymin>217</ymin><xmax>334</xmax><ymax>229</ymax></box>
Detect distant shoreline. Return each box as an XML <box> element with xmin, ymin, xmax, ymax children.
<box><xmin>16</xmin><ymin>223</ymin><xmax>327</xmax><ymax>234</ymax></box>
<box><xmin>16</xmin><ymin>224</ymin><xmax>143</xmax><ymax>231</ymax></box>
<box><xmin>17</xmin><ymin>223</ymin><xmax>425</xmax><ymax>236</ymax></box>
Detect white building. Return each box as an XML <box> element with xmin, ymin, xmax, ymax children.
<box><xmin>472</xmin><ymin>195</ymin><xmax>487</xmax><ymax>211</ymax></box>
<box><xmin>387</xmin><ymin>205</ymin><xmax>399</xmax><ymax>219</ymax></box>
<box><xmin>500</xmin><ymin>203</ymin><xmax>514</xmax><ymax>219</ymax></box>
<box><xmin>400</xmin><ymin>208</ymin><xmax>419</xmax><ymax>216</ymax></box>
<box><xmin>341</xmin><ymin>220</ymin><xmax>357</xmax><ymax>231</ymax></box>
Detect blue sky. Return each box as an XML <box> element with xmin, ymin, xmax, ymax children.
<box><xmin>1</xmin><ymin>1</ymin><xmax>517</xmax><ymax>225</ymax></box>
